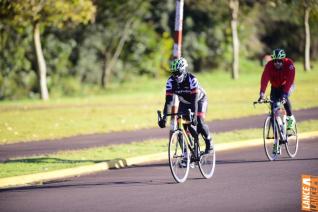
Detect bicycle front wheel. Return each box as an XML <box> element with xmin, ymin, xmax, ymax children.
<box><xmin>198</xmin><ymin>141</ymin><xmax>216</xmax><ymax>179</ymax></box>
<box><xmin>168</xmin><ymin>130</ymin><xmax>190</xmax><ymax>183</ymax></box>
<box><xmin>285</xmin><ymin>123</ymin><xmax>299</xmax><ymax>158</ymax></box>
<box><xmin>263</xmin><ymin>116</ymin><xmax>278</xmax><ymax>161</ymax></box>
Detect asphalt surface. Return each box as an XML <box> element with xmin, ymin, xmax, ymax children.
<box><xmin>1</xmin><ymin>138</ymin><xmax>317</xmax><ymax>212</ymax></box>
<box><xmin>1</xmin><ymin>107</ymin><xmax>318</xmax><ymax>161</ymax></box>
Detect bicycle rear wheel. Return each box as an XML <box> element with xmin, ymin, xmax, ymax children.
<box><xmin>285</xmin><ymin>123</ymin><xmax>299</xmax><ymax>158</ymax></box>
<box><xmin>198</xmin><ymin>140</ymin><xmax>215</xmax><ymax>179</ymax></box>
<box><xmin>263</xmin><ymin>117</ymin><xmax>278</xmax><ymax>161</ymax></box>
<box><xmin>168</xmin><ymin>130</ymin><xmax>190</xmax><ymax>183</ymax></box>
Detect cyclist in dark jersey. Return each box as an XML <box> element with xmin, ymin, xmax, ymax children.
<box><xmin>158</xmin><ymin>57</ymin><xmax>213</xmax><ymax>153</ymax></box>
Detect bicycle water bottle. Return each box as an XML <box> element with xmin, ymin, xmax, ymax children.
<box><xmin>274</xmin><ymin>105</ymin><xmax>284</xmax><ymax>133</ymax></box>
<box><xmin>276</xmin><ymin>116</ymin><xmax>283</xmax><ymax>128</ymax></box>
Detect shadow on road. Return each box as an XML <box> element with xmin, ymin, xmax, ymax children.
<box><xmin>0</xmin><ymin>162</ymin><xmax>175</xmax><ymax>192</ymax></box>
<box><xmin>217</xmin><ymin>157</ymin><xmax>318</xmax><ymax>165</ymax></box>
<box><xmin>0</xmin><ymin>178</ymin><xmax>175</xmax><ymax>193</ymax></box>
<box><xmin>2</xmin><ymin>157</ymin><xmax>317</xmax><ymax>193</ymax></box>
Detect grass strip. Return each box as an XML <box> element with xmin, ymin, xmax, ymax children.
<box><xmin>1</xmin><ymin>62</ymin><xmax>318</xmax><ymax>144</ymax></box>
<box><xmin>1</xmin><ymin>119</ymin><xmax>318</xmax><ymax>178</ymax></box>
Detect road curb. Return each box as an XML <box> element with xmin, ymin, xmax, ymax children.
<box><xmin>0</xmin><ymin>153</ymin><xmax>167</xmax><ymax>189</ymax></box>
<box><xmin>1</xmin><ymin>131</ymin><xmax>318</xmax><ymax>189</ymax></box>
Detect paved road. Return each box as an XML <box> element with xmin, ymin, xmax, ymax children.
<box><xmin>1</xmin><ymin>107</ymin><xmax>318</xmax><ymax>161</ymax></box>
<box><xmin>1</xmin><ymin>138</ymin><xmax>317</xmax><ymax>212</ymax></box>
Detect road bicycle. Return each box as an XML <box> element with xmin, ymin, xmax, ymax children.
<box><xmin>253</xmin><ymin>98</ymin><xmax>299</xmax><ymax>161</ymax></box>
<box><xmin>157</xmin><ymin>110</ymin><xmax>216</xmax><ymax>183</ymax></box>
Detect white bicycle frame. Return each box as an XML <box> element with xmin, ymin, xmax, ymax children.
<box><xmin>273</xmin><ymin>105</ymin><xmax>287</xmax><ymax>144</ymax></box>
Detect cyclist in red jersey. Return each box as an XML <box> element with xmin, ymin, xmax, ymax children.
<box><xmin>258</xmin><ymin>48</ymin><xmax>296</xmax><ymax>133</ymax></box>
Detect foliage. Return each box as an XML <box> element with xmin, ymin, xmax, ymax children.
<box><xmin>0</xmin><ymin>0</ymin><xmax>318</xmax><ymax>99</ymax></box>
<box><xmin>1</xmin><ymin>0</ymin><xmax>95</xmax><ymax>28</ymax></box>
<box><xmin>0</xmin><ymin>0</ymin><xmax>96</xmax><ymax>99</ymax></box>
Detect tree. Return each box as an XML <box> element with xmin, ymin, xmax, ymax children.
<box><xmin>1</xmin><ymin>0</ymin><xmax>95</xmax><ymax>100</ymax></box>
<box><xmin>81</xmin><ymin>0</ymin><xmax>150</xmax><ymax>88</ymax></box>
<box><xmin>229</xmin><ymin>0</ymin><xmax>240</xmax><ymax>79</ymax></box>
<box><xmin>303</xmin><ymin>0</ymin><xmax>318</xmax><ymax>71</ymax></box>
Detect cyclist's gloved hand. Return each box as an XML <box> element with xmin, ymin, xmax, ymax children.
<box><xmin>258</xmin><ymin>92</ymin><xmax>265</xmax><ymax>102</ymax></box>
<box><xmin>158</xmin><ymin>116</ymin><xmax>166</xmax><ymax>128</ymax></box>
<box><xmin>281</xmin><ymin>93</ymin><xmax>288</xmax><ymax>104</ymax></box>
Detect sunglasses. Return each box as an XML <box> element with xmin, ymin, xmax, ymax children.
<box><xmin>172</xmin><ymin>70</ymin><xmax>182</xmax><ymax>77</ymax></box>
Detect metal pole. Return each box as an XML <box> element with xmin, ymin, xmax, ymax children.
<box><xmin>173</xmin><ymin>0</ymin><xmax>184</xmax><ymax>59</ymax></box>
<box><xmin>170</xmin><ymin>0</ymin><xmax>184</xmax><ymax>131</ymax></box>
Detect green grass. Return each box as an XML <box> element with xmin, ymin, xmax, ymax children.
<box><xmin>1</xmin><ymin>119</ymin><xmax>318</xmax><ymax>178</ymax></box>
<box><xmin>0</xmin><ymin>61</ymin><xmax>318</xmax><ymax>144</ymax></box>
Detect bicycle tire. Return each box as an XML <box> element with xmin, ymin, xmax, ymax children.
<box><xmin>263</xmin><ymin>116</ymin><xmax>279</xmax><ymax>161</ymax></box>
<box><xmin>198</xmin><ymin>141</ymin><xmax>216</xmax><ymax>179</ymax></box>
<box><xmin>285</xmin><ymin>123</ymin><xmax>299</xmax><ymax>158</ymax></box>
<box><xmin>168</xmin><ymin>130</ymin><xmax>190</xmax><ymax>183</ymax></box>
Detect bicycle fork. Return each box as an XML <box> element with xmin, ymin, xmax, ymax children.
<box><xmin>177</xmin><ymin>132</ymin><xmax>186</xmax><ymax>157</ymax></box>
<box><xmin>275</xmin><ymin>117</ymin><xmax>287</xmax><ymax>144</ymax></box>
<box><xmin>271</xmin><ymin>116</ymin><xmax>281</xmax><ymax>155</ymax></box>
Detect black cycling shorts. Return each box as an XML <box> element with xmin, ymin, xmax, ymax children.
<box><xmin>178</xmin><ymin>96</ymin><xmax>208</xmax><ymax>118</ymax></box>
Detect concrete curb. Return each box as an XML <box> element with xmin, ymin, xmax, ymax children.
<box><xmin>1</xmin><ymin>131</ymin><xmax>318</xmax><ymax>189</ymax></box>
<box><xmin>0</xmin><ymin>153</ymin><xmax>167</xmax><ymax>189</ymax></box>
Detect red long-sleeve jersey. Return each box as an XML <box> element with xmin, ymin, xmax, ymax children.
<box><xmin>260</xmin><ymin>58</ymin><xmax>295</xmax><ymax>94</ymax></box>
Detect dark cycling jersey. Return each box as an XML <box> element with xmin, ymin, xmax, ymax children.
<box><xmin>163</xmin><ymin>72</ymin><xmax>206</xmax><ymax>116</ymax></box>
<box><xmin>260</xmin><ymin>58</ymin><xmax>295</xmax><ymax>94</ymax></box>
<box><xmin>162</xmin><ymin>71</ymin><xmax>212</xmax><ymax>145</ymax></box>
<box><xmin>166</xmin><ymin>73</ymin><xmax>206</xmax><ymax>102</ymax></box>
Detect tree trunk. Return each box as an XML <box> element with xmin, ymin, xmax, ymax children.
<box><xmin>304</xmin><ymin>6</ymin><xmax>311</xmax><ymax>72</ymax></box>
<box><xmin>101</xmin><ymin>18</ymin><xmax>134</xmax><ymax>88</ymax></box>
<box><xmin>33</xmin><ymin>22</ymin><xmax>49</xmax><ymax>100</ymax></box>
<box><xmin>229</xmin><ymin>0</ymin><xmax>239</xmax><ymax>80</ymax></box>
<box><xmin>101</xmin><ymin>51</ymin><xmax>111</xmax><ymax>87</ymax></box>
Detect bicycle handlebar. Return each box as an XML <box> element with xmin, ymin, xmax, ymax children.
<box><xmin>253</xmin><ymin>98</ymin><xmax>287</xmax><ymax>111</ymax></box>
<box><xmin>157</xmin><ymin>109</ymin><xmax>193</xmax><ymax>123</ymax></box>
<box><xmin>253</xmin><ymin>98</ymin><xmax>273</xmax><ymax>105</ymax></box>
